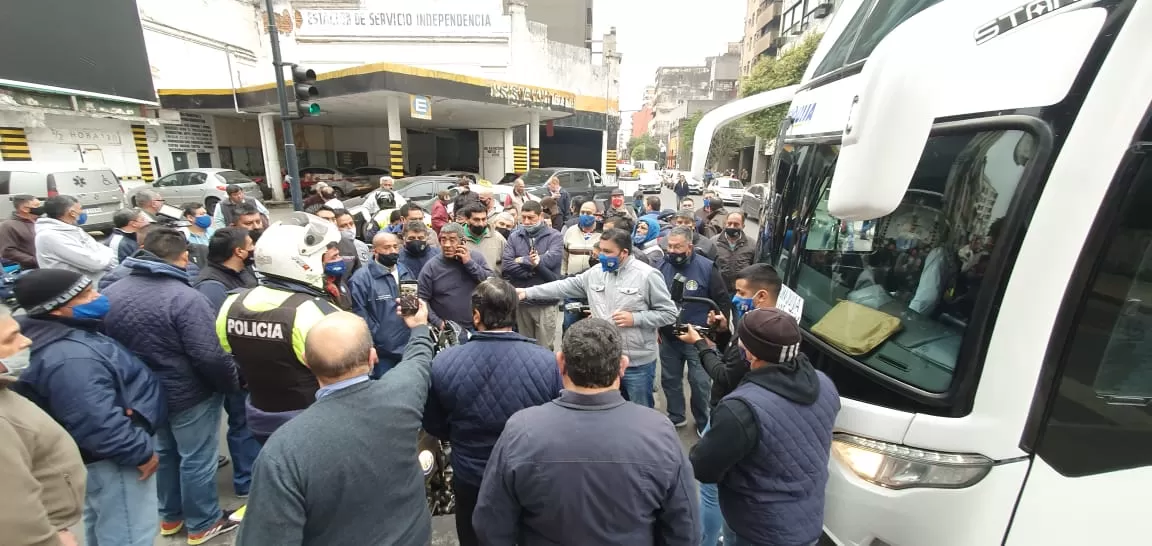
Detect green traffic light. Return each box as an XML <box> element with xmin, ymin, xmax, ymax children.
<box><xmin>307</xmin><ymin>103</ymin><xmax>321</xmax><ymax>115</ymax></box>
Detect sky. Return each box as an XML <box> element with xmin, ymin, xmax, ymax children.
<box><xmin>592</xmin><ymin>0</ymin><xmax>747</xmax><ymax>112</ymax></box>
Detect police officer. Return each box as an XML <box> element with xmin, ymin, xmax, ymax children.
<box><xmin>656</xmin><ymin>226</ymin><xmax>731</xmax><ymax>436</ymax></box>
<box><xmin>215</xmin><ymin>212</ymin><xmax>343</xmax><ymax>444</ymax></box>
<box><xmin>369</xmin><ymin>189</ymin><xmax>399</xmax><ymax>236</ymax></box>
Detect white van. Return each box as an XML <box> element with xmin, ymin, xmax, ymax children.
<box><xmin>0</xmin><ymin>162</ymin><xmax>127</xmax><ymax>232</ymax></box>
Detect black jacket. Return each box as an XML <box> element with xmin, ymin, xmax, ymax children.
<box><xmin>194</xmin><ymin>262</ymin><xmax>260</xmax><ymax>311</ymax></box>
<box><xmin>696</xmin><ymin>327</ymin><xmax>748</xmax><ymax>409</ymax></box>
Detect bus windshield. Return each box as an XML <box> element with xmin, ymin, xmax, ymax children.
<box><xmin>772</xmin><ymin>129</ymin><xmax>1036</xmax><ymax>393</ymax></box>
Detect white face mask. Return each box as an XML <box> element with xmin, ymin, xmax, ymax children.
<box><xmin>1</xmin><ymin>347</ymin><xmax>31</xmax><ymax>377</ymax></box>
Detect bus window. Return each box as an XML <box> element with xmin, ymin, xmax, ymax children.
<box><xmin>1037</xmin><ymin>155</ymin><xmax>1152</xmax><ymax>477</ymax></box>
<box><xmin>788</xmin><ymin>130</ymin><xmax>1032</xmax><ymax>392</ymax></box>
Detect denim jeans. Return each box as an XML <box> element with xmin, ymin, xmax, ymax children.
<box><xmin>620</xmin><ymin>361</ymin><xmax>656</xmax><ymax>407</ymax></box>
<box><xmin>659</xmin><ymin>339</ymin><xmax>711</xmax><ymax>431</ymax></box>
<box><xmin>83</xmin><ymin>459</ymin><xmax>158</xmax><ymax>546</ymax></box>
<box><xmin>156</xmin><ymin>394</ymin><xmax>224</xmax><ymax>534</ymax></box>
<box><xmin>224</xmin><ymin>390</ymin><xmax>261</xmax><ymax>496</ymax></box>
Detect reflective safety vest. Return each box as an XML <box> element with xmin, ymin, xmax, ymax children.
<box><xmin>216</xmin><ymin>285</ymin><xmax>339</xmax><ymax>413</ymax></box>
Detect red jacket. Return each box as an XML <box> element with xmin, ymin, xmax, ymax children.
<box><xmin>431</xmin><ymin>199</ymin><xmax>450</xmax><ymax>235</ymax></box>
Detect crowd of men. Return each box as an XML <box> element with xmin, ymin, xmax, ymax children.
<box><xmin>0</xmin><ymin>173</ymin><xmax>840</xmax><ymax>546</ymax></box>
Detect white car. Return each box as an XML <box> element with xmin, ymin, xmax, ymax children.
<box><xmin>686</xmin><ymin>177</ymin><xmax>704</xmax><ymax>194</ymax></box>
<box><xmin>131</xmin><ymin>168</ymin><xmax>262</xmax><ymax>214</ymax></box>
<box><xmin>637</xmin><ymin>173</ymin><xmax>662</xmax><ymax>194</ymax></box>
<box><xmin>710</xmin><ymin>177</ymin><xmax>745</xmax><ymax>206</ymax></box>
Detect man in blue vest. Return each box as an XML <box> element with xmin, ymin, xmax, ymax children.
<box><xmin>348</xmin><ymin>232</ymin><xmax>416</xmax><ymax>378</ymax></box>
<box><xmin>689</xmin><ymin>308</ymin><xmax>840</xmax><ymax>546</ymax></box>
<box><xmin>656</xmin><ymin>226</ymin><xmax>730</xmax><ymax>436</ymax></box>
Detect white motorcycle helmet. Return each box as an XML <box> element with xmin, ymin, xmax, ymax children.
<box><xmin>253</xmin><ymin>212</ymin><xmax>339</xmax><ymax>290</ymax></box>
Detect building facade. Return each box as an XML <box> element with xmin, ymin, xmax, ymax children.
<box><xmin>741</xmin><ymin>0</ymin><xmax>783</xmax><ymax>76</ymax></box>
<box><xmin>504</xmin><ymin>0</ymin><xmax>594</xmax><ymax>50</ymax></box>
<box><xmin>778</xmin><ymin>0</ymin><xmax>839</xmax><ymax>53</ymax></box>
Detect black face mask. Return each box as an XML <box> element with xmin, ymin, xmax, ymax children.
<box><xmin>248</xmin><ymin>228</ymin><xmax>265</xmax><ymax>243</ymax></box>
<box><xmin>468</xmin><ymin>224</ymin><xmax>486</xmax><ymax>236</ymax></box>
<box><xmin>27</xmin><ymin>206</ymin><xmax>45</xmax><ymax>216</ymax></box>
<box><xmin>667</xmin><ymin>252</ymin><xmax>691</xmax><ymax>267</ymax></box>
<box><xmin>376</xmin><ymin>253</ymin><xmax>399</xmax><ymax>268</ymax></box>
<box><xmin>405</xmin><ymin>240</ymin><xmax>428</xmax><ymax>256</ymax></box>
<box><xmin>242</xmin><ymin>251</ymin><xmax>256</xmax><ymax>268</ymax></box>
<box><xmin>495</xmin><ymin>227</ymin><xmax>511</xmax><ymax>239</ymax></box>
<box><xmin>724</xmin><ymin>227</ymin><xmax>742</xmax><ymax>238</ymax></box>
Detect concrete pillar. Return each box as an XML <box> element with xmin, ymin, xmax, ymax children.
<box><xmin>258</xmin><ymin>113</ymin><xmax>285</xmax><ymax>201</ymax></box>
<box><xmin>504</xmin><ymin>128</ymin><xmax>516</xmax><ymax>174</ymax></box>
<box><xmin>512</xmin><ymin>124</ymin><xmax>528</xmax><ymax>173</ymax></box>
<box><xmin>386</xmin><ymin>96</ymin><xmax>404</xmax><ymax>178</ymax></box>
<box><xmin>751</xmin><ymin>136</ymin><xmax>765</xmax><ymax>188</ymax></box>
<box><xmin>528</xmin><ymin>112</ymin><xmax>540</xmax><ymax>169</ymax></box>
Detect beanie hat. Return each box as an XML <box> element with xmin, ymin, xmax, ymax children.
<box><xmin>737</xmin><ymin>307</ymin><xmax>802</xmax><ymax>364</ymax></box>
<box><xmin>14</xmin><ymin>269</ymin><xmax>91</xmax><ymax>316</ymax></box>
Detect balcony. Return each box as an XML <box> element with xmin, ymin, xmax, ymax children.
<box><xmin>754</xmin><ymin>0</ymin><xmax>781</xmax><ymax>30</ymax></box>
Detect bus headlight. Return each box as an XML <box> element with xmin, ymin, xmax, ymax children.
<box><xmin>831</xmin><ymin>433</ymin><xmax>993</xmax><ymax>490</ymax></box>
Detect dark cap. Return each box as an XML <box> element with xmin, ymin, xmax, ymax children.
<box><xmin>736</xmin><ymin>308</ymin><xmax>802</xmax><ymax>364</ymax></box>
<box><xmin>226</xmin><ymin>184</ymin><xmax>243</xmax><ymax>195</ymax></box>
<box><xmin>610</xmin><ymin>188</ymin><xmax>625</xmax><ymax>196</ymax></box>
<box><xmin>14</xmin><ymin>269</ymin><xmax>92</xmax><ymax>316</ymax></box>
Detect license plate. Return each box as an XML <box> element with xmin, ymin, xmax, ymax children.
<box><xmin>82</xmin><ymin>207</ymin><xmax>103</xmax><ymax>214</ymax></box>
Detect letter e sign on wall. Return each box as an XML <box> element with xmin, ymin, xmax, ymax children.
<box><xmin>410</xmin><ymin>95</ymin><xmax>432</xmax><ymax>120</ymax></box>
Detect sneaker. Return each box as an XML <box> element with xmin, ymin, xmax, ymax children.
<box><xmin>235</xmin><ymin>491</ymin><xmax>249</xmax><ymax>499</ymax></box>
<box><xmin>160</xmin><ymin>520</ymin><xmax>184</xmax><ymax>536</ymax></box>
<box><xmin>670</xmin><ymin>418</ymin><xmax>688</xmax><ymax>428</ymax></box>
<box><xmin>217</xmin><ymin>455</ymin><xmax>230</xmax><ymax>468</ymax></box>
<box><xmin>187</xmin><ymin>514</ymin><xmax>240</xmax><ymax>545</ymax></box>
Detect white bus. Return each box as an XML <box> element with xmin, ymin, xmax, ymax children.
<box><xmin>694</xmin><ymin>0</ymin><xmax>1152</xmax><ymax>544</ymax></box>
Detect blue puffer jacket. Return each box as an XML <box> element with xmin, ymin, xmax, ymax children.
<box><xmin>98</xmin><ymin>249</ymin><xmax>200</xmax><ymax>291</ymax></box>
<box><xmin>422</xmin><ymin>331</ymin><xmax>562</xmax><ymax>487</ymax></box>
<box><xmin>14</xmin><ymin>316</ymin><xmax>166</xmax><ymax>467</ymax></box>
<box><xmin>348</xmin><ymin>258</ymin><xmax>416</xmax><ymax>364</ymax></box>
<box><xmin>103</xmin><ymin>252</ymin><xmax>239</xmax><ymax>414</ymax></box>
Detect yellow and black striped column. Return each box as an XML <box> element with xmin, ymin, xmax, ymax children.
<box><xmin>389</xmin><ymin>140</ymin><xmax>404</xmax><ymax>178</ymax></box>
<box><xmin>529</xmin><ymin>147</ymin><xmax>540</xmax><ymax>169</ymax></box>
<box><xmin>130</xmin><ymin>125</ymin><xmax>154</xmax><ymax>182</ymax></box>
<box><xmin>0</xmin><ymin>127</ymin><xmax>31</xmax><ymax>161</ymax></box>
<box><xmin>513</xmin><ymin>146</ymin><xmax>529</xmax><ymax>173</ymax></box>
<box><xmin>605</xmin><ymin>149</ymin><xmax>617</xmax><ymax>176</ymax></box>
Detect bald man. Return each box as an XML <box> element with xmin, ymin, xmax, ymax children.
<box><xmin>237</xmin><ymin>309</ymin><xmax>435</xmax><ymax>546</ymax></box>
<box><xmin>348</xmin><ymin>232</ymin><xmax>419</xmax><ymax>377</ymax></box>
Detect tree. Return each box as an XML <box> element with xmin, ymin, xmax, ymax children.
<box><xmin>739</xmin><ymin>33</ymin><xmax>823</xmax><ymax>140</ymax></box>
<box><xmin>681</xmin><ymin>111</ymin><xmax>745</xmax><ymax>167</ymax></box>
<box><xmin>627</xmin><ymin>134</ymin><xmax>660</xmax><ymax>161</ymax></box>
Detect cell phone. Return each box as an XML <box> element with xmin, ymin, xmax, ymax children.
<box><xmin>399</xmin><ymin>280</ymin><xmax>419</xmax><ymax>316</ymax></box>
<box><xmin>528</xmin><ymin>237</ymin><xmax>536</xmax><ymax>254</ymax></box>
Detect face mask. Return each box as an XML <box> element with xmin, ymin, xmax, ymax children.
<box><xmin>324</xmin><ymin>261</ymin><xmax>346</xmax><ymax>277</ymax></box>
<box><xmin>732</xmin><ymin>294</ymin><xmax>757</xmax><ymax>318</ymax></box>
<box><xmin>0</xmin><ymin>347</ymin><xmax>31</xmax><ymax>377</ymax></box>
<box><xmin>632</xmin><ymin>233</ymin><xmax>647</xmax><ymax>246</ymax></box>
<box><xmin>242</xmin><ymin>250</ymin><xmax>256</xmax><ymax>267</ymax></box>
<box><xmin>248</xmin><ymin>228</ymin><xmax>264</xmax><ymax>243</ymax></box>
<box><xmin>578</xmin><ymin>214</ymin><xmax>596</xmax><ymax>229</ymax></box>
<box><xmin>405</xmin><ymin>240</ymin><xmax>428</xmax><ymax>255</ymax></box>
<box><xmin>724</xmin><ymin>227</ymin><xmax>742</xmax><ymax>238</ymax></box>
<box><xmin>496</xmin><ymin>227</ymin><xmax>511</xmax><ymax>239</ymax></box>
<box><xmin>667</xmin><ymin>252</ymin><xmax>690</xmax><ymax>267</ymax></box>
<box><xmin>468</xmin><ymin>224</ymin><xmax>486</xmax><ymax>236</ymax></box>
<box><xmin>194</xmin><ymin>215</ymin><xmax>212</xmax><ymax>229</ymax></box>
<box><xmin>376</xmin><ymin>253</ymin><xmax>399</xmax><ymax>268</ymax></box>
<box><xmin>611</xmin><ymin>197</ymin><xmax>623</xmax><ymax>208</ymax></box>
<box><xmin>340</xmin><ymin>229</ymin><xmax>355</xmax><ymax>240</ymax></box>
<box><xmin>599</xmin><ymin>254</ymin><xmax>620</xmax><ymax>273</ymax></box>
<box><xmin>28</xmin><ymin>206</ymin><xmax>44</xmax><ymax>216</ymax></box>
<box><xmin>72</xmin><ymin>295</ymin><xmax>110</xmax><ymax>320</ymax></box>
<box><xmin>703</xmin><ymin>198</ymin><xmax>711</xmax><ymax>209</ymax></box>
<box><xmin>523</xmin><ymin>222</ymin><xmax>544</xmax><ymax>236</ymax></box>
<box><xmin>76</xmin><ymin>211</ymin><xmax>88</xmax><ymax>226</ymax></box>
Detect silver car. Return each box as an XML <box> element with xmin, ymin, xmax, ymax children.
<box><xmin>130</xmin><ymin>168</ymin><xmax>261</xmax><ymax>213</ymax></box>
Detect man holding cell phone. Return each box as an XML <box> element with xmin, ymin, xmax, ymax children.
<box><xmin>348</xmin><ymin>232</ymin><xmax>419</xmax><ymax>378</ymax></box>
<box><xmin>417</xmin><ymin>223</ymin><xmax>493</xmax><ymax>329</ymax></box>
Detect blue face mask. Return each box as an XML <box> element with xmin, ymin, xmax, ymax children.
<box><xmin>702</xmin><ymin>198</ymin><xmax>711</xmax><ymax>210</ymax></box>
<box><xmin>72</xmin><ymin>295</ymin><xmax>110</xmax><ymax>319</ymax></box>
<box><xmin>77</xmin><ymin>211</ymin><xmax>88</xmax><ymax>226</ymax></box>
<box><xmin>632</xmin><ymin>234</ymin><xmax>646</xmax><ymax>246</ymax></box>
<box><xmin>578</xmin><ymin>214</ymin><xmax>596</xmax><ymax>229</ymax></box>
<box><xmin>732</xmin><ymin>294</ymin><xmax>756</xmax><ymax>317</ymax></box>
<box><xmin>599</xmin><ymin>254</ymin><xmax>620</xmax><ymax>273</ymax></box>
<box><xmin>194</xmin><ymin>215</ymin><xmax>212</xmax><ymax>229</ymax></box>
<box><xmin>324</xmin><ymin>261</ymin><xmax>346</xmax><ymax>277</ymax></box>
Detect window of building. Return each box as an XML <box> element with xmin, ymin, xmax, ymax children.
<box><xmin>1034</xmin><ymin>136</ymin><xmax>1152</xmax><ymax>477</ymax></box>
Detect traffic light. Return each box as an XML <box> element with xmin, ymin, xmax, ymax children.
<box><xmin>292</xmin><ymin>66</ymin><xmax>320</xmax><ymax>117</ymax></box>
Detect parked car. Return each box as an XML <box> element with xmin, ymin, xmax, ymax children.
<box><xmin>299</xmin><ymin>167</ymin><xmax>374</xmax><ymax>197</ymax></box>
<box><xmin>496</xmin><ymin>172</ymin><xmax>521</xmax><ymax>185</ymax></box>
<box><xmin>393</xmin><ymin>175</ymin><xmax>460</xmax><ymax>203</ymax></box>
<box><xmin>617</xmin><ymin>164</ymin><xmax>638</xmax><ymax>181</ymax></box>
<box><xmin>517</xmin><ymin>167</ymin><xmax>617</xmax><ymax>206</ymax></box>
<box><xmin>423</xmin><ymin>170</ymin><xmax>479</xmax><ymax>183</ymax></box>
<box><xmin>637</xmin><ymin>172</ymin><xmax>662</xmax><ymax>194</ymax></box>
<box><xmin>741</xmin><ymin>183</ymin><xmax>770</xmax><ymax>221</ymax></box>
<box><xmin>709</xmin><ymin>176</ymin><xmax>746</xmax><ymax>206</ymax></box>
<box><xmin>0</xmin><ymin>161</ymin><xmax>127</xmax><ymax>232</ymax></box>
<box><xmin>353</xmin><ymin>166</ymin><xmax>393</xmax><ymax>177</ymax></box>
<box><xmin>129</xmin><ymin>168</ymin><xmax>261</xmax><ymax>214</ymax></box>
<box><xmin>687</xmin><ymin>176</ymin><xmax>704</xmax><ymax>195</ymax></box>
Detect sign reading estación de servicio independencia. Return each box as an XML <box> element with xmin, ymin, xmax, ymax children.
<box><xmin>296</xmin><ymin>6</ymin><xmax>510</xmax><ymax>38</ymax></box>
